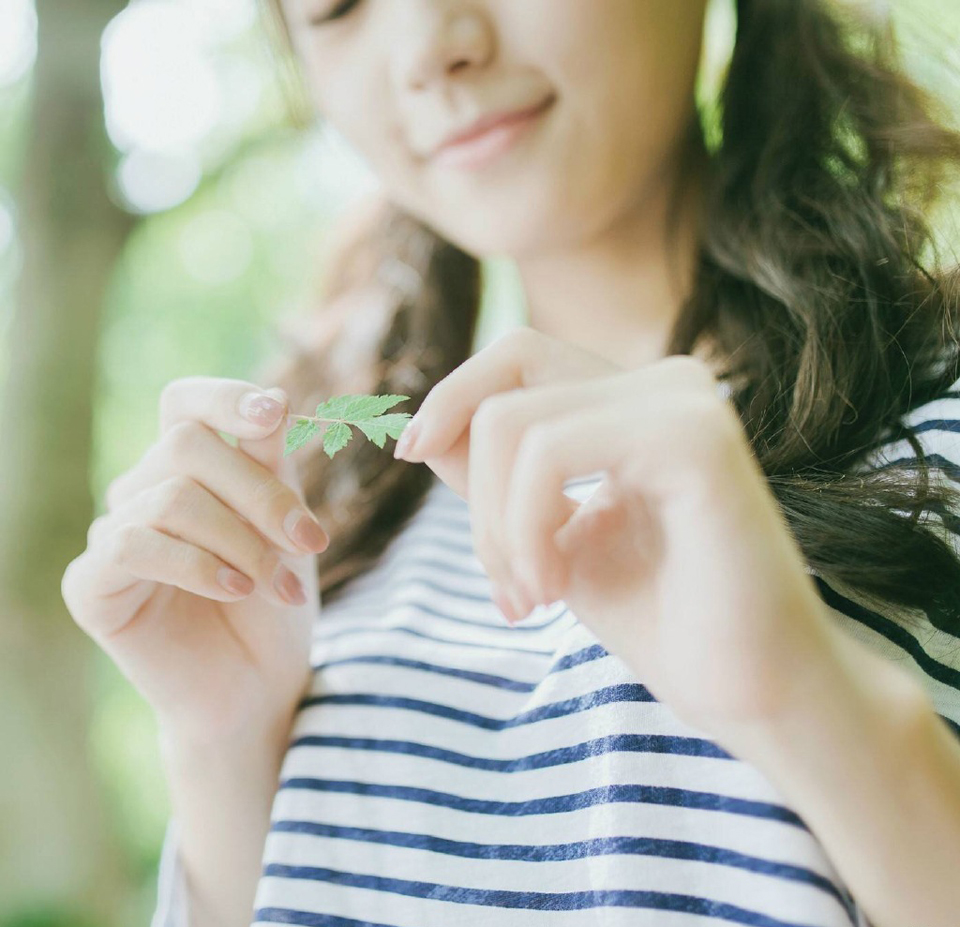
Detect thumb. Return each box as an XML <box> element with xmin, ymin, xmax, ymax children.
<box><xmin>238</xmin><ymin>387</ymin><xmax>323</xmax><ymax>615</ymax></box>
<box><xmin>236</xmin><ymin>386</ymin><xmax>305</xmax><ymax>503</ymax></box>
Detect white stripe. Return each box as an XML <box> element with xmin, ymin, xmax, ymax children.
<box><xmin>168</xmin><ymin>388</ymin><xmax>960</xmax><ymax>926</ymax></box>
<box><xmin>268</xmin><ymin>786</ymin><xmax>837</xmax><ymax>879</ymax></box>
<box><xmin>258</xmin><ymin>830</ymin><xmax>850</xmax><ymax>923</ymax></box>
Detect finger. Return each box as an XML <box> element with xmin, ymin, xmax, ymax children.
<box><xmin>159</xmin><ymin>375</ymin><xmax>307</xmax><ymax>507</ymax></box>
<box><xmin>99</xmin><ymin>476</ymin><xmax>308</xmax><ymax>610</ymax></box>
<box><xmin>468</xmin><ymin>372</ymin><xmax>630</xmax><ymax>613</ymax></box>
<box><xmin>467</xmin><ymin>390</ymin><xmax>549</xmax><ymax>621</ymax></box>
<box><xmin>235</xmin><ymin>385</ymin><xmax>304</xmax><ymax>501</ymax></box>
<box><xmin>400</xmin><ymin>326</ymin><xmax>618</xmax><ymax>463</ymax></box>
<box><xmin>65</xmin><ymin>525</ymin><xmax>257</xmax><ymax>640</ymax></box>
<box><xmin>103</xmin><ymin>420</ymin><xmax>328</xmax><ymax>558</ymax></box>
<box><xmin>466</xmin><ymin>385</ymin><xmax>581</xmax><ymax>594</ymax></box>
<box><xmin>158</xmin><ymin>375</ymin><xmax>290</xmax><ymax>442</ymax></box>
<box><xmin>233</xmin><ymin>384</ymin><xmax>320</xmax><ymax>608</ymax></box>
<box><xmin>485</xmin><ymin>357</ymin><xmax>726</xmax><ymax>602</ymax></box>
<box><xmin>107</xmin><ymin>378</ymin><xmax>292</xmax><ymax>512</ymax></box>
<box><xmin>505</xmin><ymin>401</ymin><xmax>630</xmax><ymax>608</ymax></box>
<box><xmin>505</xmin><ymin>388</ymin><xmax>733</xmax><ymax>607</ymax></box>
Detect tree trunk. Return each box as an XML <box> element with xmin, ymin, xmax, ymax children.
<box><xmin>0</xmin><ymin>1</ymin><xmax>136</xmax><ymax>923</ymax></box>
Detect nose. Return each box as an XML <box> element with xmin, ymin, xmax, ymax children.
<box><xmin>394</xmin><ymin>1</ymin><xmax>494</xmax><ymax>92</ymax></box>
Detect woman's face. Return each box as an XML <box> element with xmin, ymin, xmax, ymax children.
<box><xmin>280</xmin><ymin>0</ymin><xmax>708</xmax><ymax>259</ymax></box>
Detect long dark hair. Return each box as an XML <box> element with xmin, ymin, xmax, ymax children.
<box><xmin>256</xmin><ymin>0</ymin><xmax>960</xmax><ymax>634</ymax></box>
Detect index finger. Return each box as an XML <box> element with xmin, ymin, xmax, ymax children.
<box><xmin>399</xmin><ymin>327</ymin><xmax>618</xmax><ymax>462</ymax></box>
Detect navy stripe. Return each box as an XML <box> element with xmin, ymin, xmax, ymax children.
<box><xmin>313</xmin><ymin>643</ymin><xmax>610</xmax><ymax>693</ymax></box>
<box><xmin>323</xmin><ymin>580</ymin><xmax>571</xmax><ymax>632</ymax></box>
<box><xmin>297</xmin><ymin>682</ymin><xmax>661</xmax><ymax>727</ymax></box>
<box><xmin>256</xmin><ymin>866</ymin><xmax>822</xmax><ymax>927</ymax></box>
<box><xmin>912</xmin><ymin>418</ymin><xmax>960</xmax><ymax>436</ymax></box>
<box><xmin>398</xmin><ymin>528</ymin><xmax>476</xmax><ymax>555</ymax></box>
<box><xmin>311</xmin><ymin>623</ymin><xmax>557</xmax><ymax>658</ymax></box>
<box><xmin>330</xmin><ymin>550</ymin><xmax>485</xmax><ymax>592</ymax></box>
<box><xmin>392</xmin><ymin>544</ymin><xmax>487</xmax><ymax>580</ymax></box>
<box><xmin>254</xmin><ymin>911</ymin><xmax>397</xmax><ymax>927</ymax></box>
<box><xmin>269</xmin><ymin>820</ymin><xmax>848</xmax><ymax>907</ymax></box>
<box><xmin>288</xmin><ymin>731</ymin><xmax>733</xmax><ymax>767</ymax></box>
<box><xmin>552</xmin><ymin>641</ymin><xmax>610</xmax><ymax>671</ymax></box>
<box><xmin>278</xmin><ymin>778</ymin><xmax>808</xmax><ymax>829</ymax></box>
<box><xmin>874</xmin><ymin>413</ymin><xmax>960</xmax><ymax>448</ymax></box>
<box><xmin>314</xmin><ymin>654</ymin><xmax>539</xmax><ymax>691</ymax></box>
<box><xmin>872</xmin><ymin>453</ymin><xmax>960</xmax><ymax>482</ymax></box>
<box><xmin>333</xmin><ymin>582</ymin><xmax>571</xmax><ymax>633</ymax></box>
<box><xmin>941</xmin><ymin>714</ymin><xmax>960</xmax><ymax>740</ymax></box>
<box><xmin>815</xmin><ymin>577</ymin><xmax>960</xmax><ymax>682</ymax></box>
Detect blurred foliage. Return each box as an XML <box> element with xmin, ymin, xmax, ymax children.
<box><xmin>0</xmin><ymin>0</ymin><xmax>958</xmax><ymax>922</ymax></box>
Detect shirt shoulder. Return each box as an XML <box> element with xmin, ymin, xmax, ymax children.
<box><xmin>149</xmin><ymin>818</ymin><xmax>189</xmax><ymax>927</ymax></box>
<box><xmin>821</xmin><ymin>372</ymin><xmax>960</xmax><ymax>734</ymax></box>
<box><xmin>857</xmin><ymin>373</ymin><xmax>960</xmax><ymax>485</ymax></box>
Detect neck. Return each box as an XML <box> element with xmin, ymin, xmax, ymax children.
<box><xmin>514</xmin><ymin>157</ymin><xmax>707</xmax><ymax>373</ymax></box>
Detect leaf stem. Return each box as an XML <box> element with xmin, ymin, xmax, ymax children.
<box><xmin>284</xmin><ymin>413</ymin><xmax>347</xmax><ymax>426</ymax></box>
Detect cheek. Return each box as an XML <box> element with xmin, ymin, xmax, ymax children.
<box><xmin>308</xmin><ymin>0</ymin><xmax>700</xmax><ymax>255</ymax></box>
<box><xmin>312</xmin><ymin>77</ymin><xmax>403</xmax><ymax>180</ymax></box>
<box><xmin>305</xmin><ymin>63</ymin><xmax>428</xmax><ymax>208</ymax></box>
<box><xmin>550</xmin><ymin>7</ymin><xmax>701</xmax><ymax>200</ymax></box>
<box><xmin>528</xmin><ymin>7</ymin><xmax>659</xmax><ymax>160</ymax></box>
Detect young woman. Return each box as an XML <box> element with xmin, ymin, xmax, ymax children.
<box><xmin>60</xmin><ymin>1</ymin><xmax>960</xmax><ymax>925</ymax></box>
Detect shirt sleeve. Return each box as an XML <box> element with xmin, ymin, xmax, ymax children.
<box><xmin>149</xmin><ymin>817</ymin><xmax>190</xmax><ymax>927</ymax></box>
<box><xmin>823</xmin><ymin>373</ymin><xmax>960</xmax><ymax>735</ymax></box>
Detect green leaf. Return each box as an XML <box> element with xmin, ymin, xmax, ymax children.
<box><xmin>283</xmin><ymin>394</ymin><xmax>414</xmax><ymax>460</ymax></box>
<box><xmin>354</xmin><ymin>412</ymin><xmax>412</xmax><ymax>448</ymax></box>
<box><xmin>283</xmin><ymin>418</ymin><xmax>322</xmax><ymax>458</ymax></box>
<box><xmin>322</xmin><ymin>421</ymin><xmax>353</xmax><ymax>459</ymax></box>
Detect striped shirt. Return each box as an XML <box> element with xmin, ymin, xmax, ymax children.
<box><xmin>151</xmin><ymin>375</ymin><xmax>960</xmax><ymax>927</ymax></box>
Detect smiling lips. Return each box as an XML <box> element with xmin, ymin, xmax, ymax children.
<box><xmin>430</xmin><ymin>95</ymin><xmax>556</xmax><ymax>171</ymax></box>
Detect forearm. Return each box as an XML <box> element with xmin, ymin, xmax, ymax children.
<box><xmin>158</xmin><ymin>716</ymin><xmax>293</xmax><ymax>927</ymax></box>
<box><xmin>723</xmin><ymin>625</ymin><xmax>960</xmax><ymax>927</ymax></box>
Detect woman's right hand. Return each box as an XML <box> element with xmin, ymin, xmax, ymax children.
<box><xmin>61</xmin><ymin>376</ymin><xmax>330</xmax><ymax>746</ymax></box>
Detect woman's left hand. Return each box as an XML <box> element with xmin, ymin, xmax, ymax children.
<box><xmin>392</xmin><ymin>326</ymin><xmax>847</xmax><ymax>746</ymax></box>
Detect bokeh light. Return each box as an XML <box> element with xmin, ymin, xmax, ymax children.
<box><xmin>0</xmin><ymin>190</ymin><xmax>15</xmax><ymax>257</ymax></box>
<box><xmin>100</xmin><ymin>0</ymin><xmax>262</xmax><ymax>215</ymax></box>
<box><xmin>101</xmin><ymin>1</ymin><xmax>222</xmax><ymax>154</ymax></box>
<box><xmin>0</xmin><ymin>0</ymin><xmax>37</xmax><ymax>89</ymax></box>
<box><xmin>116</xmin><ymin>148</ymin><xmax>204</xmax><ymax>214</ymax></box>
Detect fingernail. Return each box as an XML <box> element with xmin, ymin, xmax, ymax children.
<box><xmin>240</xmin><ymin>391</ymin><xmax>284</xmax><ymax>426</ymax></box>
<box><xmin>274</xmin><ymin>563</ymin><xmax>307</xmax><ymax>605</ymax></box>
<box><xmin>217</xmin><ymin>567</ymin><xmax>254</xmax><ymax>597</ymax></box>
<box><xmin>283</xmin><ymin>508</ymin><xmax>329</xmax><ymax>552</ymax></box>
<box><xmin>509</xmin><ymin>579</ymin><xmax>537</xmax><ymax>622</ymax></box>
<box><xmin>490</xmin><ymin>582</ymin><xmax>519</xmax><ymax>624</ymax></box>
<box><xmin>513</xmin><ymin>571</ymin><xmax>550</xmax><ymax>611</ymax></box>
<box><xmin>394</xmin><ymin>417</ymin><xmax>421</xmax><ymax>460</ymax></box>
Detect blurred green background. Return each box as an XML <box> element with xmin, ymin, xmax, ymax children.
<box><xmin>0</xmin><ymin>1</ymin><xmax>958</xmax><ymax>924</ymax></box>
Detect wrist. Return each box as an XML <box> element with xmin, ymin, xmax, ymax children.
<box><xmin>717</xmin><ymin>612</ymin><xmax>929</xmax><ymax>778</ymax></box>
<box><xmin>158</xmin><ymin>707</ymin><xmax>295</xmax><ymax>795</ymax></box>
<box><xmin>710</xmin><ymin>617</ymin><xmax>956</xmax><ymax>927</ymax></box>
<box><xmin>157</xmin><ymin>712</ymin><xmax>293</xmax><ymax>927</ymax></box>
<box><xmin>158</xmin><ymin>697</ymin><xmax>297</xmax><ymax>754</ymax></box>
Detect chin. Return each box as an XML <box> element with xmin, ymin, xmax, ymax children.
<box><xmin>423</xmin><ymin>192</ymin><xmax>571</xmax><ymax>258</ymax></box>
